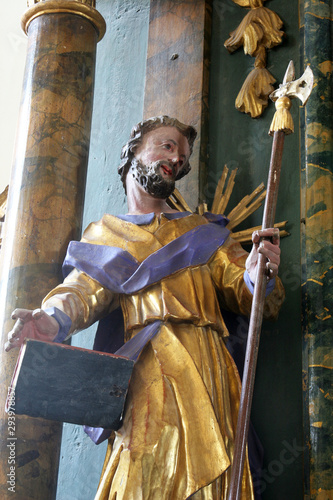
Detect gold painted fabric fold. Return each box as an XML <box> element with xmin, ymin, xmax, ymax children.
<box><xmin>40</xmin><ymin>213</ymin><xmax>284</xmax><ymax>498</ymax></box>
<box><xmin>95</xmin><ymin>324</ymin><xmax>254</xmax><ymax>500</ymax></box>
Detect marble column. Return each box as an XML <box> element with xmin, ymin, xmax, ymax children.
<box><xmin>300</xmin><ymin>0</ymin><xmax>333</xmax><ymax>498</ymax></box>
<box><xmin>0</xmin><ymin>1</ymin><xmax>105</xmax><ymax>498</ymax></box>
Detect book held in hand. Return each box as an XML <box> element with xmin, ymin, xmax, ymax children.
<box><xmin>6</xmin><ymin>339</ymin><xmax>134</xmax><ymax>429</ymax></box>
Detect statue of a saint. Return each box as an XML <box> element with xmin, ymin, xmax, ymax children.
<box><xmin>6</xmin><ymin>116</ymin><xmax>284</xmax><ymax>499</ymax></box>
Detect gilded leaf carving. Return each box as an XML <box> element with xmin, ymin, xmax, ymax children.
<box><xmin>224</xmin><ymin>1</ymin><xmax>285</xmax><ymax>118</ymax></box>
<box><xmin>235</xmin><ymin>67</ymin><xmax>276</xmax><ymax>117</ymax></box>
<box><xmin>243</xmin><ymin>22</ymin><xmax>264</xmax><ymax>56</ymax></box>
<box><xmin>225</xmin><ymin>7</ymin><xmax>283</xmax><ymax>56</ymax></box>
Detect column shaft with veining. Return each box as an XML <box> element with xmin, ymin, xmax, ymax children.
<box><xmin>0</xmin><ymin>1</ymin><xmax>105</xmax><ymax>498</ymax></box>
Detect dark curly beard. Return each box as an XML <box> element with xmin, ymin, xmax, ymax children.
<box><xmin>129</xmin><ymin>158</ymin><xmax>175</xmax><ymax>199</ymax></box>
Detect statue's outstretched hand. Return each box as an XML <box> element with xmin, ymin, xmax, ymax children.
<box><xmin>4</xmin><ymin>308</ymin><xmax>59</xmax><ymax>352</ymax></box>
<box><xmin>246</xmin><ymin>228</ymin><xmax>280</xmax><ymax>284</ymax></box>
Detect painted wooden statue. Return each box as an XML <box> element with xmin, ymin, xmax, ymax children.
<box><xmin>5</xmin><ymin>116</ymin><xmax>284</xmax><ymax>499</ymax></box>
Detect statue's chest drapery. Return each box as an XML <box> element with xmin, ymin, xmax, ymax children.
<box><xmin>88</xmin><ymin>213</ymin><xmax>228</xmax><ymax>338</ymax></box>
<box><xmin>80</xmin><ymin>212</ymin><xmax>234</xmax><ymax>337</ymax></box>
<box><xmin>120</xmin><ymin>264</ymin><xmax>228</xmax><ymax>340</ymax></box>
<box><xmin>82</xmin><ymin>211</ymin><xmax>211</xmax><ymax>261</ymax></box>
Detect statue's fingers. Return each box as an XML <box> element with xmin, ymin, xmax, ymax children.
<box><xmin>271</xmin><ymin>228</ymin><xmax>280</xmax><ymax>246</ymax></box>
<box><xmin>32</xmin><ymin>308</ymin><xmax>44</xmax><ymax>320</ymax></box>
<box><xmin>257</xmin><ymin>228</ymin><xmax>280</xmax><ymax>246</ymax></box>
<box><xmin>7</xmin><ymin>330</ymin><xmax>16</xmax><ymax>342</ymax></box>
<box><xmin>4</xmin><ymin>337</ymin><xmax>21</xmax><ymax>352</ymax></box>
<box><xmin>11</xmin><ymin>308</ymin><xmax>33</xmax><ymax>322</ymax></box>
<box><xmin>266</xmin><ymin>262</ymin><xmax>278</xmax><ymax>278</ymax></box>
<box><xmin>7</xmin><ymin>332</ymin><xmax>21</xmax><ymax>344</ymax></box>
<box><xmin>4</xmin><ymin>341</ymin><xmax>13</xmax><ymax>352</ymax></box>
<box><xmin>258</xmin><ymin>228</ymin><xmax>277</xmax><ymax>238</ymax></box>
<box><xmin>251</xmin><ymin>230</ymin><xmax>261</xmax><ymax>246</ymax></box>
<box><xmin>265</xmin><ymin>265</ymin><xmax>273</xmax><ymax>278</ymax></box>
<box><xmin>259</xmin><ymin>242</ymin><xmax>280</xmax><ymax>262</ymax></box>
<box><xmin>10</xmin><ymin>318</ymin><xmax>26</xmax><ymax>338</ymax></box>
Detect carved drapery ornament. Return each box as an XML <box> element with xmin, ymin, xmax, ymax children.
<box><xmin>224</xmin><ymin>0</ymin><xmax>284</xmax><ymax>118</ymax></box>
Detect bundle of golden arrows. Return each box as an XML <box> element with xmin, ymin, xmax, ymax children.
<box><xmin>167</xmin><ymin>167</ymin><xmax>288</xmax><ymax>245</ymax></box>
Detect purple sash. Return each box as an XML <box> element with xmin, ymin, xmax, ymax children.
<box><xmin>63</xmin><ymin>222</ymin><xmax>230</xmax><ymax>294</ymax></box>
<box><xmin>66</xmin><ymin>214</ymin><xmax>230</xmax><ymax>444</ymax></box>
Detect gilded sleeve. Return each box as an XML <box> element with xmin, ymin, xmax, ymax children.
<box><xmin>209</xmin><ymin>237</ymin><xmax>285</xmax><ymax>320</ymax></box>
<box><xmin>41</xmin><ymin>268</ymin><xmax>119</xmax><ymax>336</ymax></box>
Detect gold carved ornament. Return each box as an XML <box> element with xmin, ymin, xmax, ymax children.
<box><xmin>224</xmin><ymin>0</ymin><xmax>284</xmax><ymax>118</ymax></box>
<box><xmin>167</xmin><ymin>169</ymin><xmax>288</xmax><ymax>245</ymax></box>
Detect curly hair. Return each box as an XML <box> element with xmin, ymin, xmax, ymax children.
<box><xmin>118</xmin><ymin>116</ymin><xmax>197</xmax><ymax>191</ymax></box>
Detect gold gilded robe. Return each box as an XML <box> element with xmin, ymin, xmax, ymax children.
<box><xmin>43</xmin><ymin>213</ymin><xmax>285</xmax><ymax>499</ymax></box>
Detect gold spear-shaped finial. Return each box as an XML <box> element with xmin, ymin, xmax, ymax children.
<box><xmin>268</xmin><ymin>61</ymin><xmax>314</xmax><ymax>136</ymax></box>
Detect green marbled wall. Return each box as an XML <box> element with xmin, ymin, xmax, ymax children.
<box><xmin>301</xmin><ymin>0</ymin><xmax>333</xmax><ymax>498</ymax></box>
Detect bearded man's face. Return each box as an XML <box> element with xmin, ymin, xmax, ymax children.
<box><xmin>130</xmin><ymin>126</ymin><xmax>190</xmax><ymax>199</ymax></box>
<box><xmin>128</xmin><ymin>158</ymin><xmax>177</xmax><ymax>199</ymax></box>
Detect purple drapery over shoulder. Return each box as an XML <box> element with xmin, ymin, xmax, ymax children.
<box><xmin>63</xmin><ymin>213</ymin><xmax>230</xmax><ymax>444</ymax></box>
<box><xmin>62</xmin><ymin>219</ymin><xmax>230</xmax><ymax>295</ymax></box>
<box><xmin>62</xmin><ymin>213</ymin><xmax>230</xmax><ymax>360</ymax></box>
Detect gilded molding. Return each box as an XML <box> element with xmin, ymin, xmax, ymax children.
<box><xmin>22</xmin><ymin>0</ymin><xmax>106</xmax><ymax>41</ymax></box>
<box><xmin>224</xmin><ymin>0</ymin><xmax>284</xmax><ymax>118</ymax></box>
<box><xmin>27</xmin><ymin>0</ymin><xmax>96</xmax><ymax>6</ymax></box>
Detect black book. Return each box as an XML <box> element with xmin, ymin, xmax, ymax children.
<box><xmin>6</xmin><ymin>339</ymin><xmax>134</xmax><ymax>429</ymax></box>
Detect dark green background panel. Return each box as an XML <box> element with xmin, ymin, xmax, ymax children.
<box><xmin>209</xmin><ymin>1</ymin><xmax>303</xmax><ymax>498</ymax></box>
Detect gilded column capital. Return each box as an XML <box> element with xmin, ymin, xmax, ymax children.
<box><xmin>22</xmin><ymin>0</ymin><xmax>106</xmax><ymax>41</ymax></box>
<box><xmin>27</xmin><ymin>0</ymin><xmax>96</xmax><ymax>4</ymax></box>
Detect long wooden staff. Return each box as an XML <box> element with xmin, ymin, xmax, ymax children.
<box><xmin>227</xmin><ymin>61</ymin><xmax>314</xmax><ymax>500</ymax></box>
